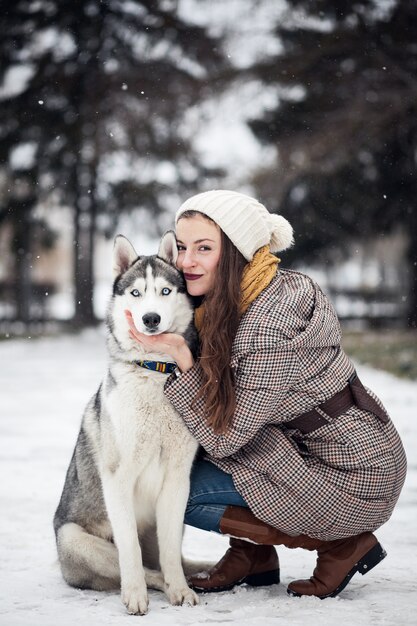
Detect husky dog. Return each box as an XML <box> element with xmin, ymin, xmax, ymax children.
<box><xmin>53</xmin><ymin>232</ymin><xmax>200</xmax><ymax>615</ymax></box>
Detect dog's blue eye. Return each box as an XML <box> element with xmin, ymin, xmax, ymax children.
<box><xmin>161</xmin><ymin>288</ymin><xmax>171</xmax><ymax>296</ymax></box>
<box><xmin>131</xmin><ymin>289</ymin><xmax>141</xmax><ymax>297</ymax></box>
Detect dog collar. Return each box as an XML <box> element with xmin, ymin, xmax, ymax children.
<box><xmin>135</xmin><ymin>359</ymin><xmax>177</xmax><ymax>374</ymax></box>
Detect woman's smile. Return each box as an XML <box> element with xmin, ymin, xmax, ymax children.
<box><xmin>183</xmin><ymin>273</ymin><xmax>204</xmax><ymax>281</ymax></box>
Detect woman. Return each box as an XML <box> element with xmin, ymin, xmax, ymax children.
<box><xmin>126</xmin><ymin>189</ymin><xmax>407</xmax><ymax>599</ymax></box>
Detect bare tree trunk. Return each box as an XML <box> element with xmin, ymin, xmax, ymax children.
<box><xmin>71</xmin><ymin>138</ymin><xmax>98</xmax><ymax>329</ymax></box>
<box><xmin>11</xmin><ymin>196</ymin><xmax>35</xmax><ymax>324</ymax></box>
<box><xmin>72</xmin><ymin>196</ymin><xmax>97</xmax><ymax>328</ymax></box>
<box><xmin>69</xmin><ymin>6</ymin><xmax>103</xmax><ymax>330</ymax></box>
<box><xmin>14</xmin><ymin>211</ymin><xmax>32</xmax><ymax>323</ymax></box>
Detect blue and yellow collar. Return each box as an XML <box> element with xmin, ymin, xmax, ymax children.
<box><xmin>135</xmin><ymin>359</ymin><xmax>177</xmax><ymax>374</ymax></box>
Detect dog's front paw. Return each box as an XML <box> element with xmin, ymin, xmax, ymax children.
<box><xmin>165</xmin><ymin>584</ymin><xmax>199</xmax><ymax>607</ymax></box>
<box><xmin>121</xmin><ymin>582</ymin><xmax>149</xmax><ymax>615</ymax></box>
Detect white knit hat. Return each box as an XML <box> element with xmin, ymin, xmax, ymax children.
<box><xmin>175</xmin><ymin>189</ymin><xmax>294</xmax><ymax>261</ymax></box>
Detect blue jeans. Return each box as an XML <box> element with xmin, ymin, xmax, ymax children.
<box><xmin>185</xmin><ymin>460</ymin><xmax>249</xmax><ymax>533</ymax></box>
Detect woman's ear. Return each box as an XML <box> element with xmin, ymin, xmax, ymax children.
<box><xmin>158</xmin><ymin>230</ymin><xmax>178</xmax><ymax>265</ymax></box>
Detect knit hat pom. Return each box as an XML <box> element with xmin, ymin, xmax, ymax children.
<box><xmin>268</xmin><ymin>214</ymin><xmax>294</xmax><ymax>253</ymax></box>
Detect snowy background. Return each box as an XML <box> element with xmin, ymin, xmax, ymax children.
<box><xmin>0</xmin><ymin>328</ymin><xmax>416</xmax><ymax>625</ymax></box>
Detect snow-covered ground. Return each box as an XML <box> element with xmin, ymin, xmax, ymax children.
<box><xmin>0</xmin><ymin>328</ymin><xmax>416</xmax><ymax>625</ymax></box>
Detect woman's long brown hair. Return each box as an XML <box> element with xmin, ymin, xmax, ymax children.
<box><xmin>178</xmin><ymin>211</ymin><xmax>247</xmax><ymax>434</ymax></box>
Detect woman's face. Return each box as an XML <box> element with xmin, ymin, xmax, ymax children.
<box><xmin>175</xmin><ymin>214</ymin><xmax>222</xmax><ymax>296</ymax></box>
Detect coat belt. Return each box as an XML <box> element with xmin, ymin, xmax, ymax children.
<box><xmin>284</xmin><ymin>372</ymin><xmax>389</xmax><ymax>435</ymax></box>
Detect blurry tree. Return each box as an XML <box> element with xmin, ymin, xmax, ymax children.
<box><xmin>249</xmin><ymin>0</ymin><xmax>417</xmax><ymax>327</ymax></box>
<box><xmin>0</xmin><ymin>0</ymin><xmax>225</xmax><ymax>327</ymax></box>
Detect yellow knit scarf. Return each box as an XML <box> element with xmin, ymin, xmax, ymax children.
<box><xmin>194</xmin><ymin>245</ymin><xmax>279</xmax><ymax>332</ymax></box>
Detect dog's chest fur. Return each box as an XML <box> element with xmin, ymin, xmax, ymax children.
<box><xmin>92</xmin><ymin>361</ymin><xmax>198</xmax><ymax>528</ymax></box>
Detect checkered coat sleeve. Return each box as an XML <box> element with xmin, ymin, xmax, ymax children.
<box><xmin>164</xmin><ymin>270</ymin><xmax>407</xmax><ymax>540</ymax></box>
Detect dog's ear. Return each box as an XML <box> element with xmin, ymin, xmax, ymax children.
<box><xmin>158</xmin><ymin>230</ymin><xmax>178</xmax><ymax>266</ymax></box>
<box><xmin>113</xmin><ymin>235</ymin><xmax>138</xmax><ymax>277</ymax></box>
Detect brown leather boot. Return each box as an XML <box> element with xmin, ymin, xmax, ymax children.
<box><xmin>218</xmin><ymin>505</ymin><xmax>320</xmax><ymax>549</ymax></box>
<box><xmin>188</xmin><ymin>539</ymin><xmax>280</xmax><ymax>592</ymax></box>
<box><xmin>187</xmin><ymin>504</ymin><xmax>304</xmax><ymax>593</ymax></box>
<box><xmin>287</xmin><ymin>531</ymin><xmax>387</xmax><ymax>599</ymax></box>
<box><xmin>188</xmin><ymin>506</ymin><xmax>386</xmax><ymax>598</ymax></box>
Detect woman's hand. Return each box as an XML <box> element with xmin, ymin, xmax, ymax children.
<box><xmin>125</xmin><ymin>310</ymin><xmax>194</xmax><ymax>373</ymax></box>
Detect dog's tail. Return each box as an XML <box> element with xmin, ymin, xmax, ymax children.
<box><xmin>145</xmin><ymin>560</ymin><xmax>216</xmax><ymax>592</ymax></box>
<box><xmin>144</xmin><ymin>567</ymin><xmax>166</xmax><ymax>591</ymax></box>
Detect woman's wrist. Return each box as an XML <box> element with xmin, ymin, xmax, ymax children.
<box><xmin>175</xmin><ymin>340</ymin><xmax>194</xmax><ymax>373</ymax></box>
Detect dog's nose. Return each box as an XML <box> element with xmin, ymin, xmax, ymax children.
<box><xmin>142</xmin><ymin>312</ymin><xmax>161</xmax><ymax>329</ymax></box>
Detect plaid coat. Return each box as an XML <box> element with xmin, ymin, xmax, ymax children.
<box><xmin>164</xmin><ymin>270</ymin><xmax>407</xmax><ymax>540</ymax></box>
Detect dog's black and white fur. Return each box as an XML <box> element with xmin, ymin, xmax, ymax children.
<box><xmin>54</xmin><ymin>232</ymin><xmax>199</xmax><ymax>615</ymax></box>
